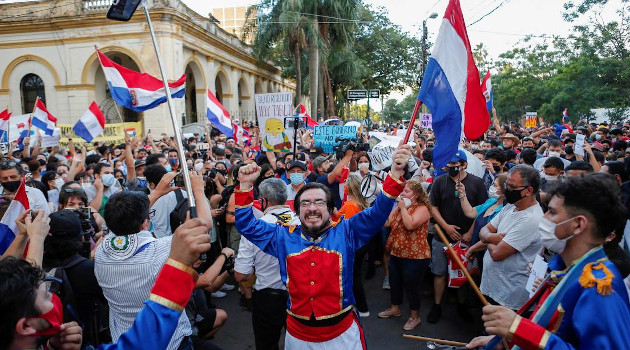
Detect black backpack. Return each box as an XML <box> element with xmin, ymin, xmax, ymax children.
<box><xmin>46</xmin><ymin>256</ymin><xmax>111</xmax><ymax>348</ymax></box>
<box><xmin>170</xmin><ymin>189</ymin><xmax>190</xmax><ymax>233</ymax></box>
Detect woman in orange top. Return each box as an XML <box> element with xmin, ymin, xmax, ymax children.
<box><xmin>378</xmin><ymin>180</ymin><xmax>432</xmax><ymax>331</ymax></box>
<box><xmin>337</xmin><ymin>174</ymin><xmax>372</xmax><ymax>316</ymax></box>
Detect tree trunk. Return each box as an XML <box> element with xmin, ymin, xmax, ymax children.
<box><xmin>308</xmin><ymin>17</ymin><xmax>319</xmax><ymax>118</ymax></box>
<box><xmin>294</xmin><ymin>45</ymin><xmax>301</xmax><ymax>107</ymax></box>
<box><xmin>318</xmin><ymin>65</ymin><xmax>325</xmax><ymax>119</ymax></box>
<box><xmin>321</xmin><ymin>64</ymin><xmax>336</xmax><ymax>117</ymax></box>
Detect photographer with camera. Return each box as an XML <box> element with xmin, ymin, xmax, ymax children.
<box><xmin>59</xmin><ymin>182</ymin><xmax>105</xmax><ymax>240</ymax></box>
<box><xmin>317</xmin><ymin>140</ymin><xmax>367</xmax><ymax>210</ymax></box>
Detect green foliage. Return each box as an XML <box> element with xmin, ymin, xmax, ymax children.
<box><xmin>379</xmin><ymin>92</ymin><xmax>419</xmax><ymax>123</ymax></box>
<box><xmin>492</xmin><ymin>1</ymin><xmax>629</xmax><ymax>124</ymax></box>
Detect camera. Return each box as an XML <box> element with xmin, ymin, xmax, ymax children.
<box><xmin>334</xmin><ymin>137</ymin><xmax>370</xmax><ymax>159</ymax></box>
<box><xmin>174</xmin><ymin>172</ymin><xmax>185</xmax><ymax>187</ymax></box>
<box><xmin>284</xmin><ymin>116</ymin><xmax>307</xmax><ymax>129</ymax></box>
<box><xmin>208</xmin><ymin>168</ymin><xmax>217</xmax><ymax>179</ymax></box>
<box><xmin>72</xmin><ymin>207</ymin><xmax>94</xmax><ymax>236</ymax></box>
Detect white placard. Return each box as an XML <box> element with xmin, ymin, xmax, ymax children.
<box><xmin>255</xmin><ymin>92</ymin><xmax>294</xmax><ymax>152</ymax></box>
<box><xmin>41</xmin><ymin>128</ymin><xmax>61</xmax><ymax>148</ymax></box>
<box><xmin>526</xmin><ymin>254</ymin><xmax>548</xmax><ymax>297</ymax></box>
<box><xmin>574</xmin><ymin>134</ymin><xmax>586</xmax><ymax>157</ymax></box>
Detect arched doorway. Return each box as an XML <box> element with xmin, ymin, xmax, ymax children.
<box><xmin>237</xmin><ymin>77</ymin><xmax>250</xmax><ymax>122</ymax></box>
<box><xmin>184</xmin><ymin>65</ymin><xmax>197</xmax><ymax>124</ymax></box>
<box><xmin>94</xmin><ymin>52</ymin><xmax>141</xmax><ymax>123</ymax></box>
<box><xmin>214</xmin><ymin>69</ymin><xmax>230</xmax><ymax>109</ymax></box>
<box><xmin>20</xmin><ymin>73</ymin><xmax>45</xmax><ymax>114</ymax></box>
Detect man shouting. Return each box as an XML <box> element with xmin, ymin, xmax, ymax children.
<box><xmin>235</xmin><ymin>144</ymin><xmax>411</xmax><ymax>349</ymax></box>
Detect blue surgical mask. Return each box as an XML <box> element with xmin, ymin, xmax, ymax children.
<box><xmin>290</xmin><ymin>172</ymin><xmax>304</xmax><ymax>185</ymax></box>
<box><xmin>164</xmin><ymin>164</ymin><xmax>172</xmax><ymax>172</ymax></box>
<box><xmin>169</xmin><ymin>158</ymin><xmax>178</xmax><ymax>166</ymax></box>
<box><xmin>102</xmin><ymin>174</ymin><xmax>116</xmax><ymax>188</ymax></box>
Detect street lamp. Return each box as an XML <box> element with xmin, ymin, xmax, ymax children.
<box><xmin>417</xmin><ymin>12</ymin><xmax>439</xmax><ymax>86</ymax></box>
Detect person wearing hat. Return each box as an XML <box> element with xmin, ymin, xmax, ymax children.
<box><xmin>43</xmin><ymin>209</ymin><xmax>110</xmax><ymax>347</ymax></box>
<box><xmin>286</xmin><ymin>160</ymin><xmax>308</xmax><ymax>200</ymax></box>
<box><xmin>308</xmin><ymin>155</ymin><xmax>333</xmax><ymax>182</ymax></box>
<box><xmin>427</xmin><ymin>150</ymin><xmax>488</xmax><ymax>323</ymax></box>
<box><xmin>499</xmin><ymin>133</ymin><xmax>520</xmax><ymax>153</ymax></box>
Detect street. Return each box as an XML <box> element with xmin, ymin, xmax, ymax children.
<box><xmin>213</xmin><ymin>262</ymin><xmax>485</xmax><ymax>349</ymax></box>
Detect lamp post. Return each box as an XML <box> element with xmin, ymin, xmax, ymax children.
<box><xmin>417</xmin><ymin>12</ymin><xmax>438</xmax><ymax>87</ymax></box>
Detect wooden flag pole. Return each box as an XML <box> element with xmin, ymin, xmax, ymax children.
<box><xmin>403</xmin><ymin>334</ymin><xmax>467</xmax><ymax>347</ymax></box>
<box><xmin>402</xmin><ymin>100</ymin><xmax>423</xmax><ymax>144</ymax></box>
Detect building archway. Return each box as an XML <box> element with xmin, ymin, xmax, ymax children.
<box><xmin>214</xmin><ymin>69</ymin><xmax>230</xmax><ymax>108</ymax></box>
<box><xmin>237</xmin><ymin>76</ymin><xmax>250</xmax><ymax>122</ymax></box>
<box><xmin>20</xmin><ymin>73</ymin><xmax>45</xmax><ymax>114</ymax></box>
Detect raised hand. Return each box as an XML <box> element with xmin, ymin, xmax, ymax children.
<box><xmin>238</xmin><ymin>163</ymin><xmax>261</xmax><ymax>188</ymax></box>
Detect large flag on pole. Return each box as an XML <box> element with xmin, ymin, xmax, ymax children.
<box><xmin>73</xmin><ymin>102</ymin><xmax>106</xmax><ymax>142</ymax></box>
<box><xmin>32</xmin><ymin>99</ymin><xmax>57</xmax><ymax>136</ymax></box>
<box><xmin>0</xmin><ymin>109</ymin><xmax>10</xmax><ymax>142</ymax></box>
<box><xmin>0</xmin><ymin>179</ymin><xmax>29</xmax><ymax>254</ymax></box>
<box><xmin>206</xmin><ymin>89</ymin><xmax>233</xmax><ymax>136</ymax></box>
<box><xmin>96</xmin><ymin>48</ymin><xmax>186</xmax><ymax>112</ymax></box>
<box><xmin>417</xmin><ymin>0</ymin><xmax>489</xmax><ymax>169</ymax></box>
<box><xmin>481</xmin><ymin>70</ymin><xmax>493</xmax><ymax>113</ymax></box>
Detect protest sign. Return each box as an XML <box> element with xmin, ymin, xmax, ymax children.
<box><xmin>368</xmin><ymin>145</ymin><xmax>397</xmax><ymax>171</ymax></box>
<box><xmin>196</xmin><ymin>142</ymin><xmax>209</xmax><ymax>150</ymax></box>
<box><xmin>313</xmin><ymin>125</ymin><xmax>357</xmax><ymax>153</ymax></box>
<box><xmin>57</xmin><ymin>121</ymin><xmax>143</xmax><ymax>147</ymax></box>
<box><xmin>574</xmin><ymin>134</ymin><xmax>586</xmax><ymax>157</ymax></box>
<box><xmin>255</xmin><ymin>92</ymin><xmax>294</xmax><ymax>152</ymax></box>
<box><xmin>420</xmin><ymin>114</ymin><xmax>432</xmax><ymax>129</ymax></box>
<box><xmin>526</xmin><ymin>255</ymin><xmax>548</xmax><ymax>297</ymax></box>
<box><xmin>41</xmin><ymin>128</ymin><xmax>61</xmax><ymax>148</ymax></box>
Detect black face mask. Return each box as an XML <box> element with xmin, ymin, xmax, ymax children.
<box><xmin>276</xmin><ymin>168</ymin><xmax>286</xmax><ymax>176</ymax></box>
<box><xmin>504</xmin><ymin>188</ymin><xmax>525</xmax><ymax>204</ymax></box>
<box><xmin>117</xmin><ymin>178</ymin><xmax>125</xmax><ymax>187</ymax></box>
<box><xmin>326</xmin><ymin>164</ymin><xmax>335</xmax><ymax>173</ymax></box>
<box><xmin>493</xmin><ymin>165</ymin><xmax>502</xmax><ymax>173</ymax></box>
<box><xmin>565</xmin><ymin>145</ymin><xmax>574</xmax><ymax>155</ymax></box>
<box><xmin>2</xmin><ymin>180</ymin><xmax>21</xmax><ymax>193</ymax></box>
<box><xmin>447</xmin><ymin>166</ymin><xmax>460</xmax><ymax>178</ymax></box>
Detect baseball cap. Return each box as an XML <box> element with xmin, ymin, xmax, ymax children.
<box><xmin>134</xmin><ymin>160</ymin><xmax>146</xmax><ymax>168</ymax></box>
<box><xmin>287</xmin><ymin>161</ymin><xmax>307</xmax><ymax>171</ymax></box>
<box><xmin>449</xmin><ymin>150</ymin><xmax>467</xmax><ymax>163</ymax></box>
<box><xmin>49</xmin><ymin>210</ymin><xmax>82</xmax><ymax>240</ymax></box>
<box><xmin>312</xmin><ymin>155</ymin><xmax>331</xmax><ymax>170</ymax></box>
<box><xmin>309</xmin><ymin>146</ymin><xmax>325</xmax><ymax>157</ymax></box>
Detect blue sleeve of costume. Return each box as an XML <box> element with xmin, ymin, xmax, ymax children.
<box><xmin>235</xmin><ymin>206</ymin><xmax>280</xmax><ymax>257</ymax></box>
<box><xmin>97</xmin><ymin>300</ymin><xmax>180</xmax><ymax>350</ymax></box>
<box><xmin>346</xmin><ymin>192</ymin><xmax>395</xmax><ymax>250</ymax></box>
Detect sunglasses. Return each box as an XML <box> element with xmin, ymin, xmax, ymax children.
<box><xmin>63</xmin><ymin>188</ymin><xmax>85</xmax><ymax>194</ymax></box>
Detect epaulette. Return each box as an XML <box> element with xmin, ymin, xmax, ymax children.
<box><xmin>277</xmin><ymin>221</ymin><xmax>298</xmax><ymax>233</ymax></box>
<box><xmin>579</xmin><ymin>261</ymin><xmax>613</xmax><ymax>296</ymax></box>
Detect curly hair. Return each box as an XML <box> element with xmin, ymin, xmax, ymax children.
<box><xmin>406</xmin><ymin>180</ymin><xmax>431</xmax><ymax>210</ymax></box>
<box><xmin>345</xmin><ymin>175</ymin><xmax>369</xmax><ymax>210</ymax></box>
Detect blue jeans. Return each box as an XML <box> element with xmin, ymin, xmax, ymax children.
<box><xmin>389</xmin><ymin>256</ymin><xmax>430</xmax><ymax>311</ymax></box>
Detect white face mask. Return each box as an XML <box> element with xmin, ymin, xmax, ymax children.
<box><xmin>54</xmin><ymin>177</ymin><xmax>65</xmax><ymax>190</ymax></box>
<box><xmin>358</xmin><ymin>162</ymin><xmax>370</xmax><ymax>170</ymax></box>
<box><xmin>538</xmin><ymin>216</ymin><xmax>577</xmax><ymax>254</ymax></box>
<box><xmin>541</xmin><ymin>173</ymin><xmax>558</xmax><ymax>182</ymax></box>
<box><xmin>194</xmin><ymin>162</ymin><xmax>204</xmax><ymax>172</ymax></box>
<box><xmin>488</xmin><ymin>185</ymin><xmax>500</xmax><ymax>200</ymax></box>
<box><xmin>548</xmin><ymin>151</ymin><xmax>561</xmax><ymax>158</ymax></box>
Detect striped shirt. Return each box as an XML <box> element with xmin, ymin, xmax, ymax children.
<box><xmin>95</xmin><ymin>233</ymin><xmax>191</xmax><ymax>349</ymax></box>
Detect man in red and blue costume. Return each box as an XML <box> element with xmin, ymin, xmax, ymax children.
<box><xmin>468</xmin><ymin>174</ymin><xmax>630</xmax><ymax>350</ymax></box>
<box><xmin>234</xmin><ymin>145</ymin><xmax>412</xmax><ymax>349</ymax></box>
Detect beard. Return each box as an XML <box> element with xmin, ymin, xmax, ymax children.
<box><xmin>301</xmin><ymin>221</ymin><xmax>330</xmax><ymax>239</ymax></box>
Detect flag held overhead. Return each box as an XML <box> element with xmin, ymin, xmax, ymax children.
<box><xmin>206</xmin><ymin>89</ymin><xmax>233</xmax><ymax>136</ymax></box>
<box><xmin>96</xmin><ymin>48</ymin><xmax>186</xmax><ymax>112</ymax></box>
<box><xmin>32</xmin><ymin>99</ymin><xmax>57</xmax><ymax>136</ymax></box>
<box><xmin>417</xmin><ymin>0</ymin><xmax>490</xmax><ymax>169</ymax></box>
<box><xmin>73</xmin><ymin>102</ymin><xmax>106</xmax><ymax>143</ymax></box>
<box><xmin>0</xmin><ymin>179</ymin><xmax>29</xmax><ymax>254</ymax></box>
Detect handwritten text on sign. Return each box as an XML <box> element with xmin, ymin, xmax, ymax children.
<box><xmin>420</xmin><ymin>113</ymin><xmax>432</xmax><ymax>129</ymax></box>
<box><xmin>313</xmin><ymin>125</ymin><xmax>357</xmax><ymax>153</ymax></box>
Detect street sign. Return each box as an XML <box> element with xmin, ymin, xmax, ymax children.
<box><xmin>347</xmin><ymin>89</ymin><xmax>368</xmax><ymax>100</ymax></box>
<box><xmin>369</xmin><ymin>89</ymin><xmax>380</xmax><ymax>98</ymax></box>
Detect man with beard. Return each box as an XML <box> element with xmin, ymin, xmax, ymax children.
<box><xmin>234</xmin><ymin>144</ymin><xmax>411</xmax><ymax>349</ymax></box>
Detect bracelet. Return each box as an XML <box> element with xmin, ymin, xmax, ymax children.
<box><xmin>220</xmin><ymin>252</ymin><xmax>229</xmax><ymax>260</ymax></box>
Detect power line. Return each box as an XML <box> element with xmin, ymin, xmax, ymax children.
<box><xmin>423</xmin><ymin>0</ymin><xmax>443</xmax><ymax>17</ymax></box>
<box><xmin>469</xmin><ymin>29</ymin><xmax>563</xmax><ymax>39</ymax></box>
<box><xmin>467</xmin><ymin>0</ymin><xmax>512</xmax><ymax>27</ymax></box>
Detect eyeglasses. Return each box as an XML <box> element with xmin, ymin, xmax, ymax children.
<box><xmin>299</xmin><ymin>199</ymin><xmax>327</xmax><ymax>208</ymax></box>
<box><xmin>63</xmin><ymin>188</ymin><xmax>85</xmax><ymax>194</ymax></box>
<box><xmin>505</xmin><ymin>184</ymin><xmax>528</xmax><ymax>191</ymax></box>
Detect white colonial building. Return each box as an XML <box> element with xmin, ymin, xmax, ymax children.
<box><xmin>0</xmin><ymin>0</ymin><xmax>294</xmax><ymax>135</ymax></box>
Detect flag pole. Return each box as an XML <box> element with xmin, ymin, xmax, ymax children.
<box><xmin>95</xmin><ymin>47</ymin><xmax>127</xmax><ymax>137</ymax></box>
<box><xmin>142</xmin><ymin>3</ymin><xmax>196</xmax><ymax>215</ymax></box>
<box><xmin>402</xmin><ymin>100</ymin><xmax>423</xmax><ymax>144</ymax></box>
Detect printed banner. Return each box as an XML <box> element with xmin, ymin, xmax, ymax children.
<box><xmin>255</xmin><ymin>92</ymin><xmax>294</xmax><ymax>152</ymax></box>
<box><xmin>57</xmin><ymin>121</ymin><xmax>143</xmax><ymax>147</ymax></box>
<box><xmin>313</xmin><ymin>125</ymin><xmax>357</xmax><ymax>153</ymax></box>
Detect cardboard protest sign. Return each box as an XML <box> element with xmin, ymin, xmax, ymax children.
<box><xmin>255</xmin><ymin>92</ymin><xmax>294</xmax><ymax>152</ymax></box>
<box><xmin>41</xmin><ymin>128</ymin><xmax>61</xmax><ymax>148</ymax></box>
<box><xmin>420</xmin><ymin>114</ymin><xmax>432</xmax><ymax>129</ymax></box>
<box><xmin>313</xmin><ymin>125</ymin><xmax>357</xmax><ymax>153</ymax></box>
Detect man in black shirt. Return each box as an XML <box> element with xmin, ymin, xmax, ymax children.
<box><xmin>427</xmin><ymin>150</ymin><xmax>488</xmax><ymax>323</ymax></box>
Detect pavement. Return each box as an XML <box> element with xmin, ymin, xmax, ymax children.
<box><xmin>211</xmin><ymin>261</ymin><xmax>486</xmax><ymax>349</ymax></box>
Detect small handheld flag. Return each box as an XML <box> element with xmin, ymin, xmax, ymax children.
<box><xmin>0</xmin><ymin>109</ymin><xmax>11</xmax><ymax>142</ymax></box>
<box><xmin>481</xmin><ymin>70</ymin><xmax>493</xmax><ymax>112</ymax></box>
<box><xmin>298</xmin><ymin>104</ymin><xmax>319</xmax><ymax>129</ymax></box>
<box><xmin>0</xmin><ymin>179</ymin><xmax>29</xmax><ymax>254</ymax></box>
<box><xmin>32</xmin><ymin>99</ymin><xmax>57</xmax><ymax>136</ymax></box>
<box><xmin>206</xmin><ymin>89</ymin><xmax>233</xmax><ymax>136</ymax></box>
<box><xmin>73</xmin><ymin>102</ymin><xmax>106</xmax><ymax>142</ymax></box>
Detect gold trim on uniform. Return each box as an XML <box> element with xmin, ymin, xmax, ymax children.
<box><xmin>388</xmin><ymin>172</ymin><xmax>405</xmax><ymax>185</ymax></box>
<box><xmin>148</xmin><ymin>294</ymin><xmax>184</xmax><ymax>312</ymax></box>
<box><xmin>235</xmin><ymin>186</ymin><xmax>254</xmax><ymax>193</ymax></box>
<box><xmin>507</xmin><ymin>315</ymin><xmax>522</xmax><ymax>342</ymax></box>
<box><xmin>235</xmin><ymin>203</ymin><xmax>253</xmax><ymax>209</ymax></box>
<box><xmin>551</xmin><ymin>304</ymin><xmax>565</xmax><ymax>333</ymax></box>
<box><xmin>166</xmin><ymin>258</ymin><xmax>199</xmax><ymax>279</ymax></box>
<box><xmin>538</xmin><ymin>331</ymin><xmax>551</xmax><ymax>349</ymax></box>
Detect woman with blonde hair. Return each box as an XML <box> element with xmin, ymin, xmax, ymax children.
<box><xmin>378</xmin><ymin>180</ymin><xmax>432</xmax><ymax>331</ymax></box>
<box><xmin>336</xmin><ymin>174</ymin><xmax>372</xmax><ymax>317</ymax></box>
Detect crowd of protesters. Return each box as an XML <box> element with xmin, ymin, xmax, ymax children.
<box><xmin>1</xmin><ymin>111</ymin><xmax>629</xmax><ymax>350</ymax></box>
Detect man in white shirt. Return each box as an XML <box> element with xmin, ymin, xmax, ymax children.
<box><xmin>234</xmin><ymin>177</ymin><xmax>299</xmax><ymax>350</ymax></box>
<box><xmin>144</xmin><ymin>164</ymin><xmax>187</xmax><ymax>238</ymax></box>
<box><xmin>479</xmin><ymin>164</ymin><xmax>544</xmax><ymax>310</ymax></box>
<box><xmin>0</xmin><ymin>163</ymin><xmax>50</xmax><ymax>213</ymax></box>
